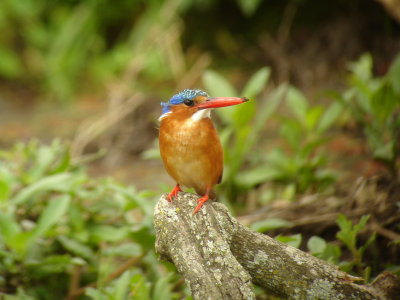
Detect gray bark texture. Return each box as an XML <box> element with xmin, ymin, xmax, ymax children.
<box><xmin>154</xmin><ymin>192</ymin><xmax>399</xmax><ymax>300</ymax></box>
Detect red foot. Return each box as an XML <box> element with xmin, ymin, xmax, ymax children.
<box><xmin>193</xmin><ymin>194</ymin><xmax>210</xmax><ymax>214</ymax></box>
<box><xmin>167</xmin><ymin>184</ymin><xmax>182</xmax><ymax>202</ymax></box>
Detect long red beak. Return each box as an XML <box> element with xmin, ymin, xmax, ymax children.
<box><xmin>195</xmin><ymin>97</ymin><xmax>249</xmax><ymax>109</ymax></box>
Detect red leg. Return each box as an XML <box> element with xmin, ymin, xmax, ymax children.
<box><xmin>193</xmin><ymin>186</ymin><xmax>211</xmax><ymax>214</ymax></box>
<box><xmin>167</xmin><ymin>184</ymin><xmax>182</xmax><ymax>202</ymax></box>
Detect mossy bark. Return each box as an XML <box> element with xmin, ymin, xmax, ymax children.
<box><xmin>154</xmin><ymin>192</ymin><xmax>393</xmax><ymax>299</ymax></box>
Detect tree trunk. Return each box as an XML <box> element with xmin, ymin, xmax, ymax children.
<box><xmin>154</xmin><ymin>192</ymin><xmax>399</xmax><ymax>299</ymax></box>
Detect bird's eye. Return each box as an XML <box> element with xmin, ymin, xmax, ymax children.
<box><xmin>183</xmin><ymin>99</ymin><xmax>194</xmax><ymax>106</ymax></box>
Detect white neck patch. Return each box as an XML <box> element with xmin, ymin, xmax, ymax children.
<box><xmin>191</xmin><ymin>109</ymin><xmax>211</xmax><ymax>121</ymax></box>
<box><xmin>158</xmin><ymin>112</ymin><xmax>171</xmax><ymax>122</ymax></box>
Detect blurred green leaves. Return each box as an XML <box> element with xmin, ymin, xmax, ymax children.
<box><xmin>336</xmin><ymin>214</ymin><xmax>376</xmax><ymax>279</ymax></box>
<box><xmin>0</xmin><ymin>0</ymin><xmax>186</xmax><ymax>102</ymax></box>
<box><xmin>261</xmin><ymin>86</ymin><xmax>340</xmax><ymax>194</ymax></box>
<box><xmin>307</xmin><ymin>236</ymin><xmax>341</xmax><ymax>265</ymax></box>
<box><xmin>237</xmin><ymin>0</ymin><xmax>263</xmax><ymax>16</ymax></box>
<box><xmin>155</xmin><ymin>51</ymin><xmax>398</xmax><ymax>210</ymax></box>
<box><xmin>12</xmin><ymin>173</ymin><xmax>82</xmax><ymax>205</ymax></box>
<box><xmin>339</xmin><ymin>53</ymin><xmax>400</xmax><ymax>176</ymax></box>
<box><xmin>203</xmin><ymin>68</ymin><xmax>283</xmax><ymax>203</ymax></box>
<box><xmin>275</xmin><ymin>234</ymin><xmax>302</xmax><ymax>248</ymax></box>
<box><xmin>250</xmin><ymin>218</ymin><xmax>292</xmax><ymax>232</ymax></box>
<box><xmin>0</xmin><ymin>46</ymin><xmax>23</xmax><ymax>78</ymax></box>
<box><xmin>203</xmin><ymin>68</ymin><xmax>340</xmax><ymax>206</ymax></box>
<box><xmin>0</xmin><ymin>140</ymin><xmax>176</xmax><ymax>299</ymax></box>
<box><xmin>304</xmin><ymin>215</ymin><xmax>376</xmax><ymax>280</ymax></box>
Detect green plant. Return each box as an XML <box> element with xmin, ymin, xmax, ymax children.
<box><xmin>240</xmin><ymin>86</ymin><xmax>342</xmax><ymax>199</ymax></box>
<box><xmin>306</xmin><ymin>215</ymin><xmax>376</xmax><ymax>281</ymax></box>
<box><xmin>202</xmin><ymin>69</ymin><xmax>341</xmax><ymax>205</ymax></box>
<box><xmin>307</xmin><ymin>236</ymin><xmax>341</xmax><ymax>265</ymax></box>
<box><xmin>85</xmin><ymin>271</ymin><xmax>175</xmax><ymax>300</ymax></box>
<box><xmin>338</xmin><ymin>53</ymin><xmax>400</xmax><ymax>177</ymax></box>
<box><xmin>0</xmin><ymin>0</ymin><xmax>186</xmax><ymax>102</ymax></box>
<box><xmin>250</xmin><ymin>218</ymin><xmax>293</xmax><ymax>232</ymax></box>
<box><xmin>336</xmin><ymin>214</ymin><xmax>376</xmax><ymax>280</ymax></box>
<box><xmin>202</xmin><ymin>68</ymin><xmax>284</xmax><ymax>205</ymax></box>
<box><xmin>0</xmin><ymin>140</ymin><xmax>178</xmax><ymax>299</ymax></box>
<box><xmin>275</xmin><ymin>234</ymin><xmax>302</xmax><ymax>248</ymax></box>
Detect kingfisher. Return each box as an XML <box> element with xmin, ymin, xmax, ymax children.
<box><xmin>158</xmin><ymin>89</ymin><xmax>248</xmax><ymax>214</ymax></box>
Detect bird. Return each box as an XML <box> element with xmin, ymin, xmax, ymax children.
<box><xmin>158</xmin><ymin>89</ymin><xmax>248</xmax><ymax>214</ymax></box>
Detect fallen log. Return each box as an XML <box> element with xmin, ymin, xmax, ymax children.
<box><xmin>154</xmin><ymin>192</ymin><xmax>399</xmax><ymax>299</ymax></box>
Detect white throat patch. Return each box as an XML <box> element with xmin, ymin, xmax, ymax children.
<box><xmin>158</xmin><ymin>112</ymin><xmax>171</xmax><ymax>121</ymax></box>
<box><xmin>191</xmin><ymin>109</ymin><xmax>211</xmax><ymax>121</ymax></box>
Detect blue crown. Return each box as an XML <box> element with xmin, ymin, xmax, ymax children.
<box><xmin>160</xmin><ymin>89</ymin><xmax>208</xmax><ymax>114</ymax></box>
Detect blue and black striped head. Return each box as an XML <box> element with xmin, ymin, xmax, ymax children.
<box><xmin>160</xmin><ymin>89</ymin><xmax>209</xmax><ymax>115</ymax></box>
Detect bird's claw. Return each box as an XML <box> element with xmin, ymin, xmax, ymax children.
<box><xmin>167</xmin><ymin>184</ymin><xmax>182</xmax><ymax>202</ymax></box>
<box><xmin>192</xmin><ymin>195</ymin><xmax>210</xmax><ymax>215</ymax></box>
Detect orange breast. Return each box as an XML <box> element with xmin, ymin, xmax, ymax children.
<box><xmin>159</xmin><ymin>113</ymin><xmax>223</xmax><ymax>195</ymax></box>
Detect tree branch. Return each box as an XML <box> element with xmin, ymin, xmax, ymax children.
<box><xmin>154</xmin><ymin>192</ymin><xmax>398</xmax><ymax>299</ymax></box>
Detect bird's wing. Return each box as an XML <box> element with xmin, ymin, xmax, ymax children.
<box><xmin>217</xmin><ymin>170</ymin><xmax>223</xmax><ymax>184</ymax></box>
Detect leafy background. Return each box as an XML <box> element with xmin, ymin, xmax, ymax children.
<box><xmin>0</xmin><ymin>0</ymin><xmax>399</xmax><ymax>299</ymax></box>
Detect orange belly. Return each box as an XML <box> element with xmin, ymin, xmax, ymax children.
<box><xmin>159</xmin><ymin>116</ymin><xmax>223</xmax><ymax>195</ymax></box>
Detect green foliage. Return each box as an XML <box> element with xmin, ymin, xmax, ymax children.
<box><xmin>0</xmin><ymin>0</ymin><xmax>274</xmax><ymax>102</ymax></box>
<box><xmin>250</xmin><ymin>218</ymin><xmax>293</xmax><ymax>232</ymax></box>
<box><xmin>252</xmin><ymin>86</ymin><xmax>340</xmax><ymax>195</ymax></box>
<box><xmin>236</xmin><ymin>0</ymin><xmax>263</xmax><ymax>16</ymax></box>
<box><xmin>338</xmin><ymin>53</ymin><xmax>400</xmax><ymax>176</ymax></box>
<box><xmin>277</xmin><ymin>215</ymin><xmax>377</xmax><ymax>280</ymax></box>
<box><xmin>203</xmin><ymin>68</ymin><xmax>283</xmax><ymax>203</ymax></box>
<box><xmin>0</xmin><ymin>0</ymin><xmax>186</xmax><ymax>102</ymax></box>
<box><xmin>307</xmin><ymin>236</ymin><xmax>341</xmax><ymax>265</ymax></box>
<box><xmin>336</xmin><ymin>214</ymin><xmax>376</xmax><ymax>280</ymax></box>
<box><xmin>85</xmin><ymin>271</ymin><xmax>175</xmax><ymax>300</ymax></box>
<box><xmin>306</xmin><ymin>214</ymin><xmax>376</xmax><ymax>281</ymax></box>
<box><xmin>203</xmin><ymin>69</ymin><xmax>340</xmax><ymax>205</ymax></box>
<box><xmin>275</xmin><ymin>234</ymin><xmax>302</xmax><ymax>248</ymax></box>
<box><xmin>0</xmin><ymin>140</ymin><xmax>177</xmax><ymax>299</ymax></box>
